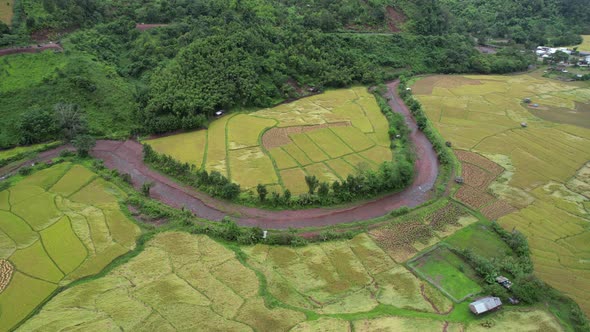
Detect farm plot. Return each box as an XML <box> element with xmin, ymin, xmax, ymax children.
<box><xmin>0</xmin><ymin>0</ymin><xmax>13</xmax><ymax>25</ymax></box>
<box><xmin>0</xmin><ymin>163</ymin><xmax>140</xmax><ymax>331</ymax></box>
<box><xmin>244</xmin><ymin>233</ymin><xmax>452</xmax><ymax>315</ymax></box>
<box><xmin>145</xmin><ymin>87</ymin><xmax>392</xmax><ymax>194</ymax></box>
<box><xmin>413</xmin><ymin>73</ymin><xmax>590</xmax><ymax>315</ymax></box>
<box><xmin>408</xmin><ymin>246</ymin><xmax>482</xmax><ymax>302</ymax></box>
<box><xmin>369</xmin><ymin>201</ymin><xmax>473</xmax><ymax>262</ymax></box>
<box><xmin>20</xmin><ymin>232</ymin><xmax>306</xmax><ymax>331</ymax></box>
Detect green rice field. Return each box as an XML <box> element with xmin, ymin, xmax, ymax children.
<box><xmin>145</xmin><ymin>87</ymin><xmax>392</xmax><ymax>194</ymax></box>
<box><xmin>413</xmin><ymin>72</ymin><xmax>590</xmax><ymax>315</ymax></box>
<box><xmin>0</xmin><ymin>163</ymin><xmax>140</xmax><ymax>331</ymax></box>
<box><xmin>409</xmin><ymin>246</ymin><xmax>482</xmax><ymax>302</ymax></box>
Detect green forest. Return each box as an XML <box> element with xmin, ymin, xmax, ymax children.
<box><xmin>0</xmin><ymin>0</ymin><xmax>587</xmax><ymax>147</ymax></box>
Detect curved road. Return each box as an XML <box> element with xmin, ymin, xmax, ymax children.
<box><xmin>90</xmin><ymin>81</ymin><xmax>439</xmax><ymax>229</ymax></box>
<box><xmin>1</xmin><ymin>81</ymin><xmax>438</xmax><ymax>229</ymax></box>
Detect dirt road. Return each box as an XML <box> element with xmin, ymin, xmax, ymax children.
<box><xmin>1</xmin><ymin>81</ymin><xmax>438</xmax><ymax>228</ymax></box>
<box><xmin>91</xmin><ymin>81</ymin><xmax>439</xmax><ymax>229</ymax></box>
<box><xmin>0</xmin><ymin>43</ymin><xmax>62</xmax><ymax>57</ymax></box>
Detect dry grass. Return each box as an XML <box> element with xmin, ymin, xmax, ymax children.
<box><xmin>0</xmin><ymin>0</ymin><xmax>13</xmax><ymax>25</ymax></box>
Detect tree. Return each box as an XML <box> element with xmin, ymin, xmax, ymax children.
<box><xmin>141</xmin><ymin>182</ymin><xmax>154</xmax><ymax>196</ymax></box>
<box><xmin>72</xmin><ymin>135</ymin><xmax>96</xmax><ymax>157</ymax></box>
<box><xmin>17</xmin><ymin>108</ymin><xmax>58</xmax><ymax>144</ymax></box>
<box><xmin>256</xmin><ymin>184</ymin><xmax>268</xmax><ymax>201</ymax></box>
<box><xmin>304</xmin><ymin>175</ymin><xmax>319</xmax><ymax>195</ymax></box>
<box><xmin>283</xmin><ymin>189</ymin><xmax>292</xmax><ymax>202</ymax></box>
<box><xmin>54</xmin><ymin>103</ymin><xmax>88</xmax><ymax>140</ymax></box>
<box><xmin>317</xmin><ymin>182</ymin><xmax>330</xmax><ymax>198</ymax></box>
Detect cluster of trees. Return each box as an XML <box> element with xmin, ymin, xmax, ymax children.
<box><xmin>398</xmin><ymin>77</ymin><xmax>454</xmax><ymax>166</ymax></box>
<box><xmin>404</xmin><ymin>0</ymin><xmax>590</xmax><ymax>47</ymax></box>
<box><xmin>17</xmin><ymin>103</ymin><xmax>96</xmax><ymax>156</ymax></box>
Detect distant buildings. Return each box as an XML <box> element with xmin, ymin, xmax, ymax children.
<box><xmin>469</xmin><ymin>297</ymin><xmax>503</xmax><ymax>315</ymax></box>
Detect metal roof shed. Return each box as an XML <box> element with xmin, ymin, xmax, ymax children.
<box><xmin>469</xmin><ymin>297</ymin><xmax>502</xmax><ymax>315</ymax></box>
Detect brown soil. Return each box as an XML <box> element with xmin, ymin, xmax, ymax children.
<box><xmin>136</xmin><ymin>23</ymin><xmax>169</xmax><ymax>31</ymax></box>
<box><xmin>0</xmin><ymin>43</ymin><xmax>62</xmax><ymax>57</ymax></box>
<box><xmin>385</xmin><ymin>6</ymin><xmax>406</xmax><ymax>33</ymax></box>
<box><xmin>262</xmin><ymin>122</ymin><xmax>350</xmax><ymax>149</ymax></box>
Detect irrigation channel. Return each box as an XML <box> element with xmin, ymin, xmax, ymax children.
<box><xmin>4</xmin><ymin>81</ymin><xmax>440</xmax><ymax>229</ymax></box>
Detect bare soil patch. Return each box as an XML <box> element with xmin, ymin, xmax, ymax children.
<box><xmin>385</xmin><ymin>6</ymin><xmax>406</xmax><ymax>33</ymax></box>
<box><xmin>136</xmin><ymin>23</ymin><xmax>169</xmax><ymax>31</ymax></box>
<box><xmin>262</xmin><ymin>122</ymin><xmax>350</xmax><ymax>149</ymax></box>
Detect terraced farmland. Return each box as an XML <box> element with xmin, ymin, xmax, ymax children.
<box><xmin>0</xmin><ymin>163</ymin><xmax>140</xmax><ymax>330</ymax></box>
<box><xmin>145</xmin><ymin>87</ymin><xmax>392</xmax><ymax>194</ymax></box>
<box><xmin>412</xmin><ymin>72</ymin><xmax>590</xmax><ymax>315</ymax></box>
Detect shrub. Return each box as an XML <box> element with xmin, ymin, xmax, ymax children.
<box><xmin>141</xmin><ymin>182</ymin><xmax>154</xmax><ymax>196</ymax></box>
<box><xmin>18</xmin><ymin>166</ymin><xmax>32</xmax><ymax>176</ymax></box>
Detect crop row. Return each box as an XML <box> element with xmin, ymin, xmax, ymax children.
<box><xmin>427</xmin><ymin>203</ymin><xmax>465</xmax><ymax>231</ymax></box>
<box><xmin>480</xmin><ymin>199</ymin><xmax>517</xmax><ymax>221</ymax></box>
<box><xmin>455</xmin><ymin>185</ymin><xmax>495</xmax><ymax>209</ymax></box>
<box><xmin>455</xmin><ymin>150</ymin><xmax>503</xmax><ymax>177</ymax></box>
<box><xmin>0</xmin><ymin>259</ymin><xmax>13</xmax><ymax>293</ymax></box>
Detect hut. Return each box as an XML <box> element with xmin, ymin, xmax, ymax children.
<box><xmin>469</xmin><ymin>297</ymin><xmax>502</xmax><ymax>315</ymax></box>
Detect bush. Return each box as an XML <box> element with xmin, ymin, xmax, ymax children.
<box><xmin>141</xmin><ymin>182</ymin><xmax>154</xmax><ymax>196</ymax></box>
<box><xmin>18</xmin><ymin>166</ymin><xmax>33</xmax><ymax>176</ymax></box>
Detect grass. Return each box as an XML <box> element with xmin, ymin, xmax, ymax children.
<box><xmin>0</xmin><ymin>51</ymin><xmax>136</xmax><ymax>148</ymax></box>
<box><xmin>145</xmin><ymin>87</ymin><xmax>392</xmax><ymax>193</ymax></box>
<box><xmin>413</xmin><ymin>72</ymin><xmax>590</xmax><ymax>315</ymax></box>
<box><xmin>0</xmin><ymin>142</ymin><xmax>60</xmax><ymax>161</ymax></box>
<box><xmin>409</xmin><ymin>246</ymin><xmax>482</xmax><ymax>301</ymax></box>
<box><xmin>444</xmin><ymin>221</ymin><xmax>511</xmax><ymax>259</ymax></box>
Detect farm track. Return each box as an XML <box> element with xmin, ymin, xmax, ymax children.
<box><xmin>3</xmin><ymin>81</ymin><xmax>440</xmax><ymax>229</ymax></box>
<box><xmin>0</xmin><ymin>43</ymin><xmax>62</xmax><ymax>57</ymax></box>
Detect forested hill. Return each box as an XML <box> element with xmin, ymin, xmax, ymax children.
<box><xmin>0</xmin><ymin>0</ymin><xmax>587</xmax><ymax>147</ymax></box>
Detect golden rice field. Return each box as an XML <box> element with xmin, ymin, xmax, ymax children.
<box><xmin>413</xmin><ymin>72</ymin><xmax>590</xmax><ymax>315</ymax></box>
<box><xmin>145</xmin><ymin>87</ymin><xmax>392</xmax><ymax>194</ymax></box>
<box><xmin>0</xmin><ymin>163</ymin><xmax>140</xmax><ymax>331</ymax></box>
<box><xmin>0</xmin><ymin>0</ymin><xmax>13</xmax><ymax>25</ymax></box>
<box><xmin>21</xmin><ymin>231</ymin><xmax>564</xmax><ymax>331</ymax></box>
<box><xmin>565</xmin><ymin>35</ymin><xmax>590</xmax><ymax>52</ymax></box>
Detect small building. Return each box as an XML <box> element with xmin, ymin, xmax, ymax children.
<box><xmin>496</xmin><ymin>276</ymin><xmax>513</xmax><ymax>289</ymax></box>
<box><xmin>469</xmin><ymin>297</ymin><xmax>502</xmax><ymax>315</ymax></box>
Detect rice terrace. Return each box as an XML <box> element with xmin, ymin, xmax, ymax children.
<box><xmin>1</xmin><ymin>0</ymin><xmax>590</xmax><ymax>331</ymax></box>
